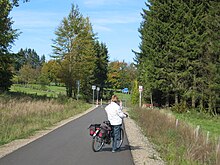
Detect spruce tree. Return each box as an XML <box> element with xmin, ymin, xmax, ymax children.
<box><xmin>93</xmin><ymin>41</ymin><xmax>109</xmax><ymax>97</ymax></box>
<box><xmin>0</xmin><ymin>0</ymin><xmax>19</xmax><ymax>92</ymax></box>
<box><xmin>136</xmin><ymin>0</ymin><xmax>220</xmax><ymax>112</ymax></box>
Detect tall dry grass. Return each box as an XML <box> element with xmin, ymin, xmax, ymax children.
<box><xmin>130</xmin><ymin>107</ymin><xmax>220</xmax><ymax>165</ymax></box>
<box><xmin>0</xmin><ymin>96</ymin><xmax>91</xmax><ymax>145</ymax></box>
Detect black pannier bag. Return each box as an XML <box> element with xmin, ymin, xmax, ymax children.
<box><xmin>98</xmin><ymin>125</ymin><xmax>111</xmax><ymax>138</ymax></box>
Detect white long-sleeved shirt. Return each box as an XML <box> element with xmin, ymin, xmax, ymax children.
<box><xmin>105</xmin><ymin>101</ymin><xmax>126</xmax><ymax>126</ymax></box>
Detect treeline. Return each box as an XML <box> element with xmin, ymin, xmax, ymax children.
<box><xmin>12</xmin><ymin>48</ymin><xmax>136</xmax><ymax>100</ymax></box>
<box><xmin>135</xmin><ymin>0</ymin><xmax>220</xmax><ymax>114</ymax></box>
<box><xmin>0</xmin><ymin>1</ymin><xmax>136</xmax><ymax>101</ymax></box>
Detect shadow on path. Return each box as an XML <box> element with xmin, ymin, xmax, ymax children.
<box><xmin>101</xmin><ymin>145</ymin><xmax>143</xmax><ymax>152</ymax></box>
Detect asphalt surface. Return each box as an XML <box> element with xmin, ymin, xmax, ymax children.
<box><xmin>0</xmin><ymin>106</ymin><xmax>134</xmax><ymax>165</ymax></box>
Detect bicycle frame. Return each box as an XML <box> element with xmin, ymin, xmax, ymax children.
<box><xmin>92</xmin><ymin>128</ymin><xmax>101</xmax><ymax>138</ymax></box>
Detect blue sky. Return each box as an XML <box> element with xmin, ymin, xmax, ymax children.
<box><xmin>10</xmin><ymin>0</ymin><xmax>146</xmax><ymax>63</ymax></box>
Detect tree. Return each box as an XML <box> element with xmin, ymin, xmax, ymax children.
<box><xmin>41</xmin><ymin>60</ymin><xmax>61</xmax><ymax>85</ymax></box>
<box><xmin>107</xmin><ymin>61</ymin><xmax>123</xmax><ymax>89</ymax></box>
<box><xmin>18</xmin><ymin>64</ymin><xmax>40</xmax><ymax>84</ymax></box>
<box><xmin>52</xmin><ymin>4</ymin><xmax>97</xmax><ymax>99</ymax></box>
<box><xmin>136</xmin><ymin>0</ymin><xmax>220</xmax><ymax>113</ymax></box>
<box><xmin>131</xmin><ymin>79</ymin><xmax>139</xmax><ymax>105</ymax></box>
<box><xmin>14</xmin><ymin>48</ymin><xmax>44</xmax><ymax>71</ymax></box>
<box><xmin>125</xmin><ymin>63</ymin><xmax>137</xmax><ymax>89</ymax></box>
<box><xmin>93</xmin><ymin>41</ymin><xmax>109</xmax><ymax>98</ymax></box>
<box><xmin>107</xmin><ymin>61</ymin><xmax>137</xmax><ymax>90</ymax></box>
<box><xmin>11</xmin><ymin>0</ymin><xmax>29</xmax><ymax>7</ymax></box>
<box><xmin>0</xmin><ymin>0</ymin><xmax>20</xmax><ymax>92</ymax></box>
<box><xmin>199</xmin><ymin>1</ymin><xmax>220</xmax><ymax>114</ymax></box>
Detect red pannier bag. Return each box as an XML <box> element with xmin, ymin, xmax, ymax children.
<box><xmin>89</xmin><ymin>124</ymin><xmax>100</xmax><ymax>136</ymax></box>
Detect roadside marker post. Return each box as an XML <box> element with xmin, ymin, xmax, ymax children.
<box><xmin>139</xmin><ymin>86</ymin><xmax>143</xmax><ymax>107</ymax></box>
<box><xmin>96</xmin><ymin>87</ymin><xmax>100</xmax><ymax>107</ymax></box>
<box><xmin>92</xmin><ymin>85</ymin><xmax>96</xmax><ymax>105</ymax></box>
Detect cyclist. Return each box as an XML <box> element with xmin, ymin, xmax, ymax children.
<box><xmin>105</xmin><ymin>95</ymin><xmax>128</xmax><ymax>152</ymax></box>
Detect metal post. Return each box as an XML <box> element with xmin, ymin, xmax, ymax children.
<box><xmin>93</xmin><ymin>89</ymin><xmax>95</xmax><ymax>104</ymax></box>
<box><xmin>139</xmin><ymin>91</ymin><xmax>142</xmax><ymax>107</ymax></box>
<box><xmin>76</xmin><ymin>80</ymin><xmax>80</xmax><ymax>100</ymax></box>
<box><xmin>92</xmin><ymin>85</ymin><xmax>96</xmax><ymax>105</ymax></box>
<box><xmin>96</xmin><ymin>87</ymin><xmax>100</xmax><ymax>107</ymax></box>
<box><xmin>139</xmin><ymin>86</ymin><xmax>143</xmax><ymax>108</ymax></box>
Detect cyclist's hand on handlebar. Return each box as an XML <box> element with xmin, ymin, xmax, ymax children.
<box><xmin>125</xmin><ymin>113</ymin><xmax>129</xmax><ymax>118</ymax></box>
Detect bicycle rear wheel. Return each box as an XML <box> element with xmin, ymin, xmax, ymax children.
<box><xmin>116</xmin><ymin>128</ymin><xmax>124</xmax><ymax>149</ymax></box>
<box><xmin>92</xmin><ymin>136</ymin><xmax>104</xmax><ymax>152</ymax></box>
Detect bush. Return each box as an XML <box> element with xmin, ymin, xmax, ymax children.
<box><xmin>102</xmin><ymin>89</ymin><xmax>114</xmax><ymax>101</ymax></box>
<box><xmin>171</xmin><ymin>101</ymin><xmax>188</xmax><ymax>113</ymax></box>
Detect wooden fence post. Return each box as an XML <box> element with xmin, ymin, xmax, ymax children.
<box><xmin>216</xmin><ymin>137</ymin><xmax>220</xmax><ymax>165</ymax></box>
<box><xmin>195</xmin><ymin>125</ymin><xmax>200</xmax><ymax>141</ymax></box>
<box><xmin>175</xmin><ymin>119</ymin><xmax>179</xmax><ymax>128</ymax></box>
<box><xmin>206</xmin><ymin>131</ymin><xmax>209</xmax><ymax>145</ymax></box>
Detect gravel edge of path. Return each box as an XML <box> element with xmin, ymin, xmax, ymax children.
<box><xmin>123</xmin><ymin>116</ymin><xmax>166</xmax><ymax>165</ymax></box>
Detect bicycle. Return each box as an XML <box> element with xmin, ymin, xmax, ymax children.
<box><xmin>88</xmin><ymin>120</ymin><xmax>124</xmax><ymax>152</ymax></box>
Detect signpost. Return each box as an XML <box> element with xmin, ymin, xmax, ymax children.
<box><xmin>139</xmin><ymin>86</ymin><xmax>143</xmax><ymax>107</ymax></box>
<box><xmin>96</xmin><ymin>87</ymin><xmax>100</xmax><ymax>107</ymax></box>
<box><xmin>76</xmin><ymin>80</ymin><xmax>80</xmax><ymax>100</ymax></box>
<box><xmin>92</xmin><ymin>85</ymin><xmax>96</xmax><ymax>105</ymax></box>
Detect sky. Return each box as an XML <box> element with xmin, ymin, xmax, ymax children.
<box><xmin>10</xmin><ymin>0</ymin><xmax>146</xmax><ymax>63</ymax></box>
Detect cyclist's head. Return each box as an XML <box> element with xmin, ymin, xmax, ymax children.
<box><xmin>111</xmin><ymin>95</ymin><xmax>119</xmax><ymax>103</ymax></box>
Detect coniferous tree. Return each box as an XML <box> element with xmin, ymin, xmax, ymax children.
<box><xmin>15</xmin><ymin>48</ymin><xmax>43</xmax><ymax>69</ymax></box>
<box><xmin>93</xmin><ymin>41</ymin><xmax>109</xmax><ymax>98</ymax></box>
<box><xmin>198</xmin><ymin>1</ymin><xmax>220</xmax><ymax>114</ymax></box>
<box><xmin>136</xmin><ymin>0</ymin><xmax>220</xmax><ymax>113</ymax></box>
<box><xmin>0</xmin><ymin>0</ymin><xmax>19</xmax><ymax>92</ymax></box>
<box><xmin>131</xmin><ymin>79</ymin><xmax>139</xmax><ymax>105</ymax></box>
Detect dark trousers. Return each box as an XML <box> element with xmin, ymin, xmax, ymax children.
<box><xmin>112</xmin><ymin>124</ymin><xmax>122</xmax><ymax>151</ymax></box>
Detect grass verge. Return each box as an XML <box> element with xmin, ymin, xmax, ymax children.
<box><xmin>129</xmin><ymin>107</ymin><xmax>220</xmax><ymax>165</ymax></box>
<box><xmin>174</xmin><ymin>111</ymin><xmax>220</xmax><ymax>139</ymax></box>
<box><xmin>0</xmin><ymin>92</ymin><xmax>91</xmax><ymax>146</ymax></box>
<box><xmin>10</xmin><ymin>84</ymin><xmax>66</xmax><ymax>98</ymax></box>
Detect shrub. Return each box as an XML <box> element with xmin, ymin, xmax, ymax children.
<box><xmin>171</xmin><ymin>101</ymin><xmax>188</xmax><ymax>113</ymax></box>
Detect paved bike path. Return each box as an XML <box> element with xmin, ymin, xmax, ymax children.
<box><xmin>0</xmin><ymin>106</ymin><xmax>134</xmax><ymax>165</ymax></box>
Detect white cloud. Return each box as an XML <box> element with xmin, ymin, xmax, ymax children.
<box><xmin>84</xmin><ymin>0</ymin><xmax>106</xmax><ymax>6</ymax></box>
<box><xmin>84</xmin><ymin>0</ymin><xmax>127</xmax><ymax>6</ymax></box>
<box><xmin>87</xmin><ymin>9</ymin><xmax>142</xmax><ymax>29</ymax></box>
<box><xmin>11</xmin><ymin>10</ymin><xmax>61</xmax><ymax>29</ymax></box>
<box><xmin>93</xmin><ymin>25</ymin><xmax>112</xmax><ymax>32</ymax></box>
<box><xmin>93</xmin><ymin>15</ymin><xmax>139</xmax><ymax>25</ymax></box>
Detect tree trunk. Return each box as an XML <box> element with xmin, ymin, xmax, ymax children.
<box><xmin>192</xmin><ymin>94</ymin><xmax>196</xmax><ymax>108</ymax></box>
<box><xmin>66</xmin><ymin>85</ymin><xmax>73</xmax><ymax>97</ymax></box>
<box><xmin>165</xmin><ymin>93</ymin><xmax>169</xmax><ymax>107</ymax></box>
<box><xmin>150</xmin><ymin>92</ymin><xmax>153</xmax><ymax>105</ymax></box>
<box><xmin>199</xmin><ymin>92</ymin><xmax>204</xmax><ymax>112</ymax></box>
<box><xmin>175</xmin><ymin>93</ymin><xmax>178</xmax><ymax>105</ymax></box>
<box><xmin>192</xmin><ymin>75</ymin><xmax>196</xmax><ymax>108</ymax></box>
<box><xmin>208</xmin><ymin>94</ymin><xmax>214</xmax><ymax>116</ymax></box>
<box><xmin>69</xmin><ymin>85</ymin><xmax>73</xmax><ymax>97</ymax></box>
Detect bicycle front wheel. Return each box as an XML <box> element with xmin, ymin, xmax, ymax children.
<box><xmin>92</xmin><ymin>136</ymin><xmax>104</xmax><ymax>152</ymax></box>
<box><xmin>116</xmin><ymin>128</ymin><xmax>124</xmax><ymax>149</ymax></box>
